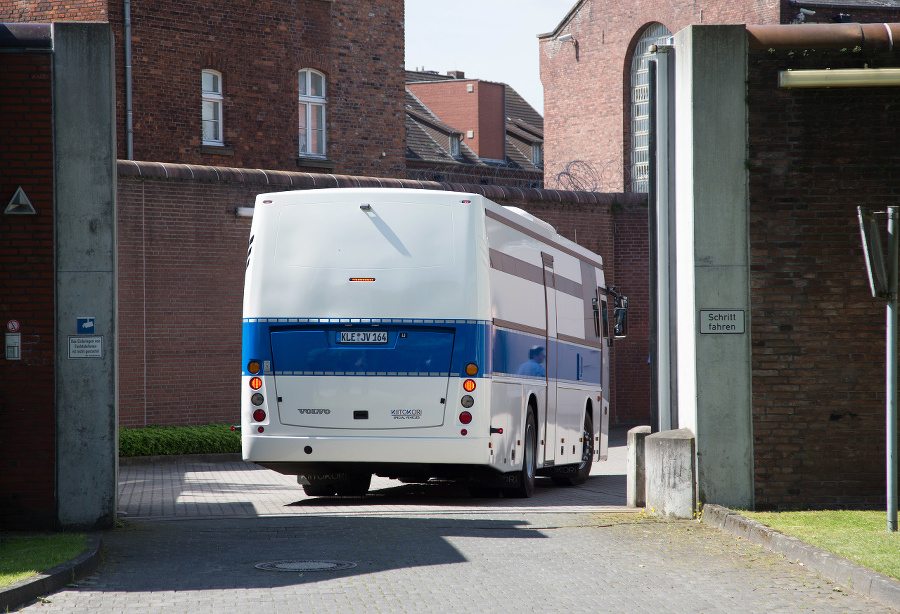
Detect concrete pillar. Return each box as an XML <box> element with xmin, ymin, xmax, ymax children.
<box><xmin>626</xmin><ymin>425</ymin><xmax>651</xmax><ymax>507</ymax></box>
<box><xmin>672</xmin><ymin>25</ymin><xmax>754</xmax><ymax>510</ymax></box>
<box><xmin>53</xmin><ymin>22</ymin><xmax>118</xmax><ymax>530</ymax></box>
<box><xmin>645</xmin><ymin>428</ymin><xmax>697</xmax><ymax>519</ymax></box>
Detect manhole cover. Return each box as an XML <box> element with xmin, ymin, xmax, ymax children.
<box><xmin>255</xmin><ymin>560</ymin><xmax>358</xmax><ymax>572</ymax></box>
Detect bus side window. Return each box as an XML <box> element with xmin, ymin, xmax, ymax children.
<box><xmin>600</xmin><ymin>296</ymin><xmax>609</xmax><ymax>339</ymax></box>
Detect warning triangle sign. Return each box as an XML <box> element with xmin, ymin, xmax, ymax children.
<box><xmin>5</xmin><ymin>186</ymin><xmax>37</xmax><ymax>215</ymax></box>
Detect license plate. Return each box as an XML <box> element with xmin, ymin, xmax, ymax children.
<box><xmin>338</xmin><ymin>330</ymin><xmax>388</xmax><ymax>344</ymax></box>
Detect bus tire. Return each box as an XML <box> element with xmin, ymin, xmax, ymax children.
<box><xmin>302</xmin><ymin>484</ymin><xmax>337</xmax><ymax>497</ymax></box>
<box><xmin>334</xmin><ymin>473</ymin><xmax>371</xmax><ymax>497</ymax></box>
<box><xmin>504</xmin><ymin>409</ymin><xmax>537</xmax><ymax>498</ymax></box>
<box><xmin>552</xmin><ymin>411</ymin><xmax>594</xmax><ymax>487</ymax></box>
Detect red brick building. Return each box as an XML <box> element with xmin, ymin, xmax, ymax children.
<box><xmin>539</xmin><ymin>0</ymin><xmax>900</xmax><ymax>193</ymax></box>
<box><xmin>0</xmin><ymin>0</ymin><xmax>406</xmax><ymax>177</ymax></box>
<box><xmin>405</xmin><ymin>70</ymin><xmax>544</xmax><ymax>188</ymax></box>
<box><xmin>0</xmin><ymin>27</ymin><xmax>56</xmax><ymax>529</ymax></box>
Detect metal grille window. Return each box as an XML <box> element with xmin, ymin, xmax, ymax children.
<box><xmin>299</xmin><ymin>69</ymin><xmax>327</xmax><ymax>157</ymax></box>
<box><xmin>202</xmin><ymin>70</ymin><xmax>224</xmax><ymax>146</ymax></box>
<box><xmin>629</xmin><ymin>24</ymin><xmax>672</xmax><ymax>193</ymax></box>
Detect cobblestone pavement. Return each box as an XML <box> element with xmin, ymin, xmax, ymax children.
<box><xmin>17</xmin><ymin>430</ymin><xmax>894</xmax><ymax>613</ymax></box>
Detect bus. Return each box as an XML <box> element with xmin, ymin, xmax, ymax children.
<box><xmin>241</xmin><ymin>188</ymin><xmax>626</xmax><ymax>497</ymax></box>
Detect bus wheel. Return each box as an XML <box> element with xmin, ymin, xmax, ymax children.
<box><xmin>552</xmin><ymin>412</ymin><xmax>594</xmax><ymax>487</ymax></box>
<box><xmin>504</xmin><ymin>410</ymin><xmax>537</xmax><ymax>498</ymax></box>
<box><xmin>334</xmin><ymin>473</ymin><xmax>371</xmax><ymax>497</ymax></box>
<box><xmin>302</xmin><ymin>484</ymin><xmax>337</xmax><ymax>497</ymax></box>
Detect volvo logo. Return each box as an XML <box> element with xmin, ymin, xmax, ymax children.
<box><xmin>297</xmin><ymin>408</ymin><xmax>331</xmax><ymax>414</ymax></box>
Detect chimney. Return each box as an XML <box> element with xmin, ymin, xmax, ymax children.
<box><xmin>447</xmin><ymin>70</ymin><xmax>465</xmax><ymax>79</ymax></box>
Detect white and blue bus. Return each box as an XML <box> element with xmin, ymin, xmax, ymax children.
<box><xmin>241</xmin><ymin>188</ymin><xmax>626</xmax><ymax>497</ymax></box>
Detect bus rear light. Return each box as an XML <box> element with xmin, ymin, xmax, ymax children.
<box><xmin>253</xmin><ymin>409</ymin><xmax>266</xmax><ymax>422</ymax></box>
<box><xmin>248</xmin><ymin>360</ymin><xmax>262</xmax><ymax>374</ymax></box>
<box><xmin>463</xmin><ymin>379</ymin><xmax>476</xmax><ymax>392</ymax></box>
<box><xmin>465</xmin><ymin>363</ymin><xmax>478</xmax><ymax>376</ymax></box>
<box><xmin>250</xmin><ymin>377</ymin><xmax>263</xmax><ymax>390</ymax></box>
<box><xmin>460</xmin><ymin>395</ymin><xmax>474</xmax><ymax>408</ymax></box>
<box><xmin>251</xmin><ymin>393</ymin><xmax>264</xmax><ymax>406</ymax></box>
<box><xmin>459</xmin><ymin>411</ymin><xmax>472</xmax><ymax>424</ymax></box>
<box><xmin>461</xmin><ymin>429</ymin><xmax>468</xmax><ymax>436</ymax></box>
<box><xmin>258</xmin><ymin>426</ymin><xmax>265</xmax><ymax>433</ymax></box>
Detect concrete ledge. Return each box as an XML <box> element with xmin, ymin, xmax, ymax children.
<box><xmin>645</xmin><ymin>428</ymin><xmax>697</xmax><ymax>519</ymax></box>
<box><xmin>702</xmin><ymin>505</ymin><xmax>900</xmax><ymax>611</ymax></box>
<box><xmin>0</xmin><ymin>534</ymin><xmax>103</xmax><ymax>611</ymax></box>
<box><xmin>119</xmin><ymin>453</ymin><xmax>242</xmax><ymax>466</ymax></box>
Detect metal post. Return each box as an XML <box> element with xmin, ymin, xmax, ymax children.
<box><xmin>887</xmin><ymin>206</ymin><xmax>898</xmax><ymax>532</ymax></box>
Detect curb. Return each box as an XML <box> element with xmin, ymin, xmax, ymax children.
<box><xmin>0</xmin><ymin>534</ymin><xmax>103</xmax><ymax>612</ymax></box>
<box><xmin>119</xmin><ymin>452</ymin><xmax>242</xmax><ymax>466</ymax></box>
<box><xmin>702</xmin><ymin>504</ymin><xmax>900</xmax><ymax>612</ymax></box>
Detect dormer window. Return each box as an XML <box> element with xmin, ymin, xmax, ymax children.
<box><xmin>532</xmin><ymin>143</ymin><xmax>543</xmax><ymax>167</ymax></box>
<box><xmin>450</xmin><ymin>134</ymin><xmax>461</xmax><ymax>158</ymax></box>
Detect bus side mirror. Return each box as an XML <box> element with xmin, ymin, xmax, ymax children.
<box><xmin>613</xmin><ymin>296</ymin><xmax>628</xmax><ymax>339</ymax></box>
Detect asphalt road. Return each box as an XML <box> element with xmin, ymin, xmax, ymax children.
<box><xmin>16</xmin><ymin>429</ymin><xmax>894</xmax><ymax>613</ymax></box>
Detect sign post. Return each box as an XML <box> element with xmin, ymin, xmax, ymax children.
<box><xmin>858</xmin><ymin>206</ymin><xmax>898</xmax><ymax>532</ymax></box>
<box><xmin>887</xmin><ymin>207</ymin><xmax>898</xmax><ymax>532</ymax></box>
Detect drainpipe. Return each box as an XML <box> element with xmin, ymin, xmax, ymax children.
<box><xmin>747</xmin><ymin>22</ymin><xmax>899</xmax><ymax>50</ymax></box>
<box><xmin>124</xmin><ymin>0</ymin><xmax>134</xmax><ymax>159</ymax></box>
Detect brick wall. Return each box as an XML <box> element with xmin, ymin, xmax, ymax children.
<box><xmin>611</xmin><ymin>205</ymin><xmax>650</xmax><ymax>425</ymax></box>
<box><xmin>0</xmin><ymin>0</ymin><xmax>106</xmax><ymax>20</ymax></box>
<box><xmin>0</xmin><ymin>50</ymin><xmax>56</xmax><ymax>529</ymax></box>
<box><xmin>116</xmin><ymin>162</ymin><xmax>648</xmax><ymax>429</ymax></box>
<box><xmin>748</xmin><ymin>48</ymin><xmax>900</xmax><ymax>509</ymax></box>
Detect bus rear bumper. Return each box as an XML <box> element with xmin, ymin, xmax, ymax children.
<box><xmin>242</xmin><ymin>433</ymin><xmax>492</xmax><ymax>470</ymax></box>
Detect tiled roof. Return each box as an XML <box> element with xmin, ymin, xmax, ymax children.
<box><xmin>505</xmin><ymin>86</ymin><xmax>544</xmax><ymax>134</ymax></box>
<box><xmin>406</xmin><ymin>89</ymin><xmax>481</xmax><ymax>166</ymax></box>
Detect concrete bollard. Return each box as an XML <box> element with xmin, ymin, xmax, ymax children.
<box><xmin>626</xmin><ymin>426</ymin><xmax>651</xmax><ymax>507</ymax></box>
<box><xmin>645</xmin><ymin>428</ymin><xmax>697</xmax><ymax>519</ymax></box>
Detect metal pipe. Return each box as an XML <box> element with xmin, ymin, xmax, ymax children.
<box><xmin>124</xmin><ymin>0</ymin><xmax>134</xmax><ymax>160</ymax></box>
<box><xmin>747</xmin><ymin>23</ymin><xmax>900</xmax><ymax>51</ymax></box>
<box><xmin>888</xmin><ymin>206</ymin><xmax>898</xmax><ymax>532</ymax></box>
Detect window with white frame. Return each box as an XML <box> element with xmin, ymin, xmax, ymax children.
<box><xmin>298</xmin><ymin>69</ymin><xmax>326</xmax><ymax>157</ymax></box>
<box><xmin>629</xmin><ymin>23</ymin><xmax>672</xmax><ymax>193</ymax></box>
<box><xmin>532</xmin><ymin>143</ymin><xmax>543</xmax><ymax>167</ymax></box>
<box><xmin>202</xmin><ymin>70</ymin><xmax>224</xmax><ymax>146</ymax></box>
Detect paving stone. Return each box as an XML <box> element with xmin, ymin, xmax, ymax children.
<box><xmin>16</xmin><ymin>429</ymin><xmax>893</xmax><ymax>613</ymax></box>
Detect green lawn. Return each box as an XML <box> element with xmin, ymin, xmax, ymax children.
<box><xmin>0</xmin><ymin>534</ymin><xmax>87</xmax><ymax>588</ymax></box>
<box><xmin>740</xmin><ymin>510</ymin><xmax>900</xmax><ymax>581</ymax></box>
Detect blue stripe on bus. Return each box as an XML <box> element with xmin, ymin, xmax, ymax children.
<box><xmin>242</xmin><ymin>319</ymin><xmax>602</xmax><ymax>385</ymax></box>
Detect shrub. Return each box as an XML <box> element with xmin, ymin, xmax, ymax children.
<box><xmin>119</xmin><ymin>423</ymin><xmax>240</xmax><ymax>457</ymax></box>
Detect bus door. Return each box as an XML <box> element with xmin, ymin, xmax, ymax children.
<box><xmin>541</xmin><ymin>252</ymin><xmax>559</xmax><ymax>465</ymax></box>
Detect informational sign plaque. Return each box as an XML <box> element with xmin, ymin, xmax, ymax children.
<box><xmin>699</xmin><ymin>310</ymin><xmax>745</xmax><ymax>334</ymax></box>
<box><xmin>68</xmin><ymin>336</ymin><xmax>103</xmax><ymax>358</ymax></box>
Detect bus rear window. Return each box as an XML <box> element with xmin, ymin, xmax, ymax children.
<box><xmin>274</xmin><ymin>201</ymin><xmax>455</xmax><ymax>269</ymax></box>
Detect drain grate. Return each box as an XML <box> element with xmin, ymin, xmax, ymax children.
<box><xmin>255</xmin><ymin>560</ymin><xmax>358</xmax><ymax>572</ymax></box>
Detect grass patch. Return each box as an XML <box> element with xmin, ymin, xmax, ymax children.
<box><xmin>741</xmin><ymin>510</ymin><xmax>900</xmax><ymax>581</ymax></box>
<box><xmin>0</xmin><ymin>534</ymin><xmax>86</xmax><ymax>588</ymax></box>
<box><xmin>119</xmin><ymin>423</ymin><xmax>240</xmax><ymax>457</ymax></box>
